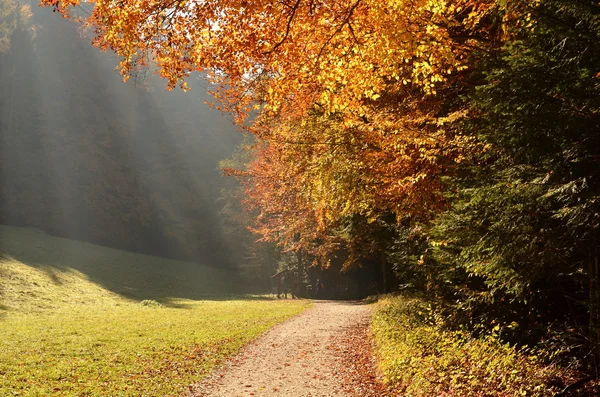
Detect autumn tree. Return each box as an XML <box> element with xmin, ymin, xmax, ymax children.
<box><xmin>41</xmin><ymin>0</ymin><xmax>494</xmax><ymax>110</ymax></box>
<box><xmin>38</xmin><ymin>0</ymin><xmax>524</xmax><ymax>277</ymax></box>
<box><xmin>218</xmin><ymin>140</ymin><xmax>282</xmax><ymax>287</ymax></box>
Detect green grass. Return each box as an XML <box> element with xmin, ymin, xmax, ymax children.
<box><xmin>0</xmin><ymin>225</ymin><xmax>240</xmax><ymax>311</ymax></box>
<box><xmin>0</xmin><ymin>225</ymin><xmax>310</xmax><ymax>396</ymax></box>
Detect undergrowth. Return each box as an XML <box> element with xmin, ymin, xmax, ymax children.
<box><xmin>372</xmin><ymin>295</ymin><xmax>577</xmax><ymax>397</ymax></box>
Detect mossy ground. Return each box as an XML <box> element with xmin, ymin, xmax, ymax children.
<box><xmin>0</xmin><ymin>225</ymin><xmax>309</xmax><ymax>396</ymax></box>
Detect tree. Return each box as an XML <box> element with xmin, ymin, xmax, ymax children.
<box><xmin>0</xmin><ymin>0</ymin><xmax>31</xmax><ymax>53</ymax></box>
<box><xmin>432</xmin><ymin>0</ymin><xmax>600</xmax><ymax>365</ymax></box>
<box><xmin>218</xmin><ymin>140</ymin><xmax>281</xmax><ymax>287</ymax></box>
<box><xmin>40</xmin><ymin>0</ymin><xmax>499</xmax><ymax>116</ymax></box>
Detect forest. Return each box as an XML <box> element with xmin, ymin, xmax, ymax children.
<box><xmin>2</xmin><ymin>0</ymin><xmax>600</xmax><ymax>396</ymax></box>
<box><xmin>0</xmin><ymin>0</ymin><xmax>243</xmax><ymax>266</ymax></box>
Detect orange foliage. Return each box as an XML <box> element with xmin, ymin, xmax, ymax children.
<box><xmin>39</xmin><ymin>0</ymin><xmax>507</xmax><ymax>120</ymax></box>
<box><xmin>235</xmin><ymin>87</ymin><xmax>475</xmax><ymax>264</ymax></box>
<box><xmin>40</xmin><ymin>0</ymin><xmax>525</xmax><ymax>263</ymax></box>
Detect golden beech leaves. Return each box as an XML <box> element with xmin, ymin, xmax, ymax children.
<box><xmin>40</xmin><ymin>0</ymin><xmax>525</xmax><ymax>263</ymax></box>
<box><xmin>237</xmin><ymin>88</ymin><xmax>477</xmax><ymax>263</ymax></box>
<box><xmin>39</xmin><ymin>0</ymin><xmax>510</xmax><ymax>122</ymax></box>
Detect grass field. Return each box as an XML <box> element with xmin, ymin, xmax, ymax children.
<box><xmin>0</xmin><ymin>225</ymin><xmax>309</xmax><ymax>396</ymax></box>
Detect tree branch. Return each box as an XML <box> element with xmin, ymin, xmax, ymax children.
<box><xmin>267</xmin><ymin>0</ymin><xmax>302</xmax><ymax>54</ymax></box>
<box><xmin>552</xmin><ymin>376</ymin><xmax>595</xmax><ymax>397</ymax></box>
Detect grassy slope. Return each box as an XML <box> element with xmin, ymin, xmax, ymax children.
<box><xmin>0</xmin><ymin>225</ymin><xmax>309</xmax><ymax>396</ymax></box>
<box><xmin>0</xmin><ymin>225</ymin><xmax>237</xmax><ymax>311</ymax></box>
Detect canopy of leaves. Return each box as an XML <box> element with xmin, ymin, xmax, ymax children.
<box><xmin>41</xmin><ymin>0</ymin><xmax>503</xmax><ymax>117</ymax></box>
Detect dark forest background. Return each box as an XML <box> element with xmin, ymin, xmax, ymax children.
<box><xmin>0</xmin><ymin>3</ymin><xmax>242</xmax><ymax>266</ymax></box>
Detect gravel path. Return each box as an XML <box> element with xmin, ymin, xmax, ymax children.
<box><xmin>188</xmin><ymin>300</ymin><xmax>372</xmax><ymax>397</ymax></box>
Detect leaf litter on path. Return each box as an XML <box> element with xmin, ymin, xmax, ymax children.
<box><xmin>186</xmin><ymin>300</ymin><xmax>389</xmax><ymax>397</ymax></box>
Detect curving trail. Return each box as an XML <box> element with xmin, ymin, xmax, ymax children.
<box><xmin>188</xmin><ymin>301</ymin><xmax>374</xmax><ymax>397</ymax></box>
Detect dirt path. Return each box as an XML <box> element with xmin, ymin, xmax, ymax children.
<box><xmin>188</xmin><ymin>300</ymin><xmax>373</xmax><ymax>397</ymax></box>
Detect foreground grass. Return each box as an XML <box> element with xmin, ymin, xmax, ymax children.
<box><xmin>371</xmin><ymin>295</ymin><xmax>574</xmax><ymax>397</ymax></box>
<box><xmin>1</xmin><ymin>300</ymin><xmax>308</xmax><ymax>396</ymax></box>
<box><xmin>0</xmin><ymin>225</ymin><xmax>310</xmax><ymax>396</ymax></box>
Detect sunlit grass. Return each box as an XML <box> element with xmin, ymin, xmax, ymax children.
<box><xmin>0</xmin><ymin>225</ymin><xmax>239</xmax><ymax>311</ymax></box>
<box><xmin>1</xmin><ymin>300</ymin><xmax>307</xmax><ymax>396</ymax></box>
<box><xmin>0</xmin><ymin>225</ymin><xmax>310</xmax><ymax>396</ymax></box>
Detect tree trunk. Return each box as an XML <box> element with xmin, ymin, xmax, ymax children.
<box><xmin>590</xmin><ymin>230</ymin><xmax>600</xmax><ymax>368</ymax></box>
<box><xmin>296</xmin><ymin>248</ymin><xmax>303</xmax><ymax>271</ymax></box>
<box><xmin>594</xmin><ymin>252</ymin><xmax>600</xmax><ymax>366</ymax></box>
<box><xmin>381</xmin><ymin>251</ymin><xmax>387</xmax><ymax>294</ymax></box>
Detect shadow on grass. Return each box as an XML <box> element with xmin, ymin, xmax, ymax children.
<box><xmin>0</xmin><ymin>226</ymin><xmax>265</xmax><ymax>305</ymax></box>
